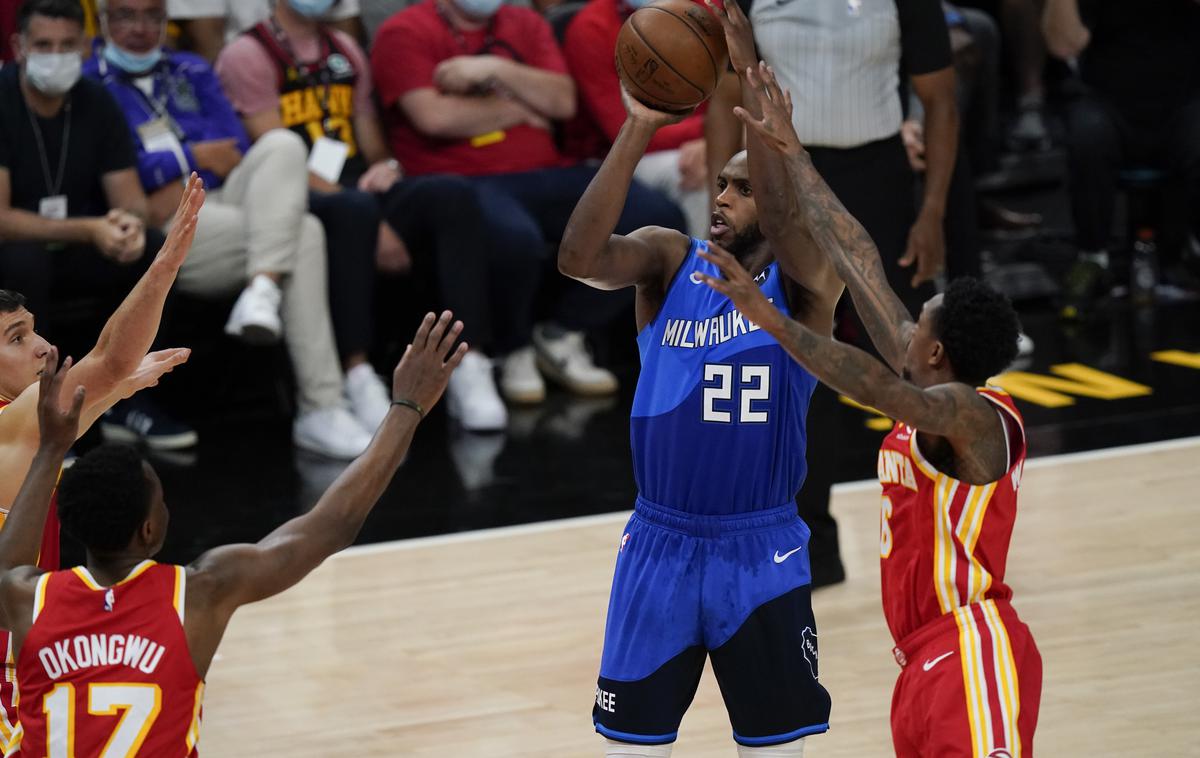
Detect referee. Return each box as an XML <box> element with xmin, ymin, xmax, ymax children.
<box><xmin>707</xmin><ymin>0</ymin><xmax>958</xmax><ymax>586</ymax></box>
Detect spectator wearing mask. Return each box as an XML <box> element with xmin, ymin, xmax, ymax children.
<box><xmin>1044</xmin><ymin>0</ymin><xmax>1200</xmax><ymax>316</ymax></box>
<box><xmin>167</xmin><ymin>0</ymin><xmax>363</xmax><ymax>62</ymax></box>
<box><xmin>372</xmin><ymin>0</ymin><xmax>687</xmax><ymax>404</ymax></box>
<box><xmin>217</xmin><ymin>0</ymin><xmax>512</xmax><ymax>431</ymax></box>
<box><xmin>706</xmin><ymin>0</ymin><xmax>958</xmax><ymax>588</ymax></box>
<box><xmin>0</xmin><ymin>0</ymin><xmax>195</xmax><ymax>450</ymax></box>
<box><xmin>87</xmin><ymin>0</ymin><xmax>387</xmax><ymax>459</ymax></box>
<box><xmin>562</xmin><ymin>0</ymin><xmax>709</xmax><ymax>238</ymax></box>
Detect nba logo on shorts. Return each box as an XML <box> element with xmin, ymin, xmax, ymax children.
<box><xmin>620</xmin><ymin>533</ymin><xmax>631</xmax><ymax>553</ymax></box>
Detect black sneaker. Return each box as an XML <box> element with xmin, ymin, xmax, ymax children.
<box><xmin>100</xmin><ymin>398</ymin><xmax>198</xmax><ymax>450</ymax></box>
<box><xmin>1060</xmin><ymin>260</ymin><xmax>1110</xmax><ymax>321</ymax></box>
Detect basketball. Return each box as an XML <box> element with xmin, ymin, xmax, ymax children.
<box><xmin>615</xmin><ymin>0</ymin><xmax>729</xmax><ymax>113</ymax></box>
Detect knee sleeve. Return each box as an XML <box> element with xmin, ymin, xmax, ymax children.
<box><xmin>605</xmin><ymin>739</ymin><xmax>674</xmax><ymax>757</ymax></box>
<box><xmin>737</xmin><ymin>739</ymin><xmax>806</xmax><ymax>757</ymax></box>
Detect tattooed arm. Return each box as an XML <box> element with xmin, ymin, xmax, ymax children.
<box><xmin>708</xmin><ymin>4</ymin><xmax>842</xmax><ymax>335</ymax></box>
<box><xmin>732</xmin><ymin>65</ymin><xmax>915</xmax><ymax>374</ymax></box>
<box><xmin>695</xmin><ymin>244</ymin><xmax>994</xmax><ymax>443</ymax></box>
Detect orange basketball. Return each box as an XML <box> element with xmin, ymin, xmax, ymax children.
<box><xmin>615</xmin><ymin>0</ymin><xmax>729</xmax><ymax>113</ymax></box>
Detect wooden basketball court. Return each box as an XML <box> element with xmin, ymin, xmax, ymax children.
<box><xmin>200</xmin><ymin>437</ymin><xmax>1200</xmax><ymax>756</ymax></box>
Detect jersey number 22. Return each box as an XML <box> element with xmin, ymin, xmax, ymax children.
<box><xmin>702</xmin><ymin>364</ymin><xmax>770</xmax><ymax>423</ymax></box>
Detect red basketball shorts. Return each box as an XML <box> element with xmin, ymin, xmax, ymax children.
<box><xmin>890</xmin><ymin>599</ymin><xmax>1042</xmax><ymax>758</ymax></box>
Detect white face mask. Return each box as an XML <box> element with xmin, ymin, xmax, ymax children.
<box><xmin>454</xmin><ymin>0</ymin><xmax>503</xmax><ymax>20</ymax></box>
<box><xmin>24</xmin><ymin>52</ymin><xmax>83</xmax><ymax>96</ymax></box>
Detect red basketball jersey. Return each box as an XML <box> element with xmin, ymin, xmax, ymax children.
<box><xmin>10</xmin><ymin>561</ymin><xmax>204</xmax><ymax>757</ymax></box>
<box><xmin>878</xmin><ymin>387</ymin><xmax>1026</xmax><ymax>644</ymax></box>
<box><xmin>0</xmin><ymin>398</ymin><xmax>63</xmax><ymax>750</ymax></box>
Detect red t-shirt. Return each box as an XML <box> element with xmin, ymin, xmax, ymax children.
<box><xmin>561</xmin><ymin>0</ymin><xmax>704</xmax><ymax>161</ymax></box>
<box><xmin>371</xmin><ymin>0</ymin><xmax>568</xmax><ymax>176</ymax></box>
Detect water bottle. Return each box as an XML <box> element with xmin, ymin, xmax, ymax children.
<box><xmin>1130</xmin><ymin>228</ymin><xmax>1158</xmax><ymax>306</ymax></box>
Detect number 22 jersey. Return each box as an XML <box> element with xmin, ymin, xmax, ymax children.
<box><xmin>631</xmin><ymin>239</ymin><xmax>818</xmax><ymax>516</ymax></box>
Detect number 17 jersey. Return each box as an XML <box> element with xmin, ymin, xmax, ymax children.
<box><xmin>631</xmin><ymin>239</ymin><xmax>818</xmax><ymax>516</ymax></box>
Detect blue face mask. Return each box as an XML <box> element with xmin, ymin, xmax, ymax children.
<box><xmin>288</xmin><ymin>0</ymin><xmax>337</xmax><ymax>17</ymax></box>
<box><xmin>623</xmin><ymin>0</ymin><xmax>653</xmax><ymax>8</ymax></box>
<box><xmin>103</xmin><ymin>42</ymin><xmax>162</xmax><ymax>75</ymax></box>
<box><xmin>454</xmin><ymin>0</ymin><xmax>503</xmax><ymax>19</ymax></box>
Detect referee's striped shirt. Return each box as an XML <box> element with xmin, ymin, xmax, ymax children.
<box><xmin>744</xmin><ymin>0</ymin><xmax>952</xmax><ymax>149</ymax></box>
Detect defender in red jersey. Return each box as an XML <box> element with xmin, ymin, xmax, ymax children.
<box><xmin>0</xmin><ymin>312</ymin><xmax>467</xmax><ymax>755</ymax></box>
<box><xmin>0</xmin><ymin>157</ymin><xmax>203</xmax><ymax>749</ymax></box>
<box><xmin>696</xmin><ymin>65</ymin><xmax>1041</xmax><ymax>757</ymax></box>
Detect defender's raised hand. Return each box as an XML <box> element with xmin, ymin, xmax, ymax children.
<box><xmin>36</xmin><ymin>347</ymin><xmax>85</xmax><ymax>457</ymax></box>
<box><xmin>733</xmin><ymin>63</ymin><xmax>802</xmax><ymax>156</ymax></box>
<box><xmin>390</xmin><ymin>311</ymin><xmax>469</xmax><ymax>417</ymax></box>
<box><xmin>154</xmin><ymin>173</ymin><xmax>206</xmax><ymax>273</ymax></box>
<box><xmin>695</xmin><ymin>244</ymin><xmax>786</xmax><ymax>334</ymax></box>
<box><xmin>705</xmin><ymin>0</ymin><xmax>757</xmax><ymax>77</ymax></box>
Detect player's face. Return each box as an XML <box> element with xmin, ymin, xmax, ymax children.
<box><xmin>142</xmin><ymin>462</ymin><xmax>169</xmax><ymax>556</ymax></box>
<box><xmin>104</xmin><ymin>0</ymin><xmax>168</xmax><ymax>53</ymax></box>
<box><xmin>711</xmin><ymin>154</ymin><xmax>765</xmax><ymax>260</ymax></box>
<box><xmin>0</xmin><ymin>308</ymin><xmax>52</xmax><ymax>400</ymax></box>
<box><xmin>902</xmin><ymin>295</ymin><xmax>945</xmax><ymax>388</ymax></box>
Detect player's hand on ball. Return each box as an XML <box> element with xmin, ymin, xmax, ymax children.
<box><xmin>733</xmin><ymin>63</ymin><xmax>802</xmax><ymax>156</ymax></box>
<box><xmin>35</xmin><ymin>347</ymin><xmax>84</xmax><ymax>457</ymax></box>
<box><xmin>620</xmin><ymin>85</ymin><xmax>693</xmax><ymax>129</ymax></box>
<box><xmin>706</xmin><ymin>0</ymin><xmax>757</xmax><ymax>75</ymax></box>
<box><xmin>391</xmin><ymin>311</ymin><xmax>469</xmax><ymax>417</ymax></box>
<box><xmin>695</xmin><ymin>244</ymin><xmax>785</xmax><ymax>333</ymax></box>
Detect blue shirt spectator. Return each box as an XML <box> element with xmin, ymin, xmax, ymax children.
<box><xmin>84</xmin><ymin>44</ymin><xmax>251</xmax><ymax>193</ymax></box>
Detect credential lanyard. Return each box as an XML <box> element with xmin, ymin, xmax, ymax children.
<box><xmin>25</xmin><ymin>96</ymin><xmax>71</xmax><ymax>197</ymax></box>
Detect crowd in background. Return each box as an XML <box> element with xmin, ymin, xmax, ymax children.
<box><xmin>0</xmin><ymin>0</ymin><xmax>1197</xmax><ymax>477</ymax></box>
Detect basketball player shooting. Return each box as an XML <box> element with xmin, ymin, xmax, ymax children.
<box><xmin>0</xmin><ymin>312</ymin><xmax>466</xmax><ymax>756</ymax></box>
<box><xmin>696</xmin><ymin>59</ymin><xmax>1043</xmax><ymax>758</ymax></box>
<box><xmin>560</xmin><ymin>2</ymin><xmax>846</xmax><ymax>752</ymax></box>
<box><xmin>0</xmin><ymin>173</ymin><xmax>203</xmax><ymax>749</ymax></box>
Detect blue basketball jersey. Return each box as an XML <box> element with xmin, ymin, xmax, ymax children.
<box><xmin>631</xmin><ymin>238</ymin><xmax>818</xmax><ymax>516</ymax></box>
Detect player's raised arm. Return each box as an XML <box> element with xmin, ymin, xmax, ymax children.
<box><xmin>696</xmin><ymin>245</ymin><xmax>992</xmax><ymax>439</ymax></box>
<box><xmin>558</xmin><ymin>90</ymin><xmax>690</xmax><ymax>293</ymax></box>
<box><xmin>0</xmin><ymin>175</ymin><xmax>204</xmax><ymax>451</ymax></box>
<box><xmin>707</xmin><ymin>1</ymin><xmax>842</xmax><ymax>334</ymax></box>
<box><xmin>0</xmin><ymin>350</ymin><xmax>84</xmax><ymax>629</ymax></box>
<box><xmin>734</xmin><ymin>64</ymin><xmax>916</xmax><ymax>374</ymax></box>
<box><xmin>184</xmin><ymin>313</ymin><xmax>466</xmax><ymax>658</ymax></box>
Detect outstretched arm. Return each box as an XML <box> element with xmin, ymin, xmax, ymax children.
<box><xmin>189</xmin><ymin>312</ymin><xmax>467</xmax><ymax>616</ymax></box>
<box><xmin>707</xmin><ymin>2</ymin><xmax>842</xmax><ymax>334</ymax></box>
<box><xmin>0</xmin><ymin>350</ymin><xmax>84</xmax><ymax>631</ymax></box>
<box><xmin>696</xmin><ymin>244</ymin><xmax>991</xmax><ymax>438</ymax></box>
<box><xmin>558</xmin><ymin>91</ymin><xmax>689</xmax><ymax>293</ymax></box>
<box><xmin>0</xmin><ymin>175</ymin><xmax>204</xmax><ymax>452</ymax></box>
<box><xmin>734</xmin><ymin>65</ymin><xmax>915</xmax><ymax>373</ymax></box>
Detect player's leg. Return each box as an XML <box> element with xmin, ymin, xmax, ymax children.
<box><xmin>594</xmin><ymin>514</ymin><xmax>706</xmax><ymax>747</ymax></box>
<box><xmin>604</xmin><ymin>739</ymin><xmax>674</xmax><ymax>757</ymax></box>
<box><xmin>735</xmin><ymin>741</ymin><xmax>807</xmax><ymax>756</ymax></box>
<box><xmin>705</xmin><ymin>513</ymin><xmax>831</xmax><ymax>747</ymax></box>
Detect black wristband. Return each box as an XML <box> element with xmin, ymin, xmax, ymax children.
<box><xmin>391</xmin><ymin>398</ymin><xmax>424</xmax><ymax>418</ymax></box>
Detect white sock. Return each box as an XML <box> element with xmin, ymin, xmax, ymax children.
<box><xmin>605</xmin><ymin>739</ymin><xmax>673</xmax><ymax>757</ymax></box>
<box><xmin>737</xmin><ymin>738</ymin><xmax>806</xmax><ymax>757</ymax></box>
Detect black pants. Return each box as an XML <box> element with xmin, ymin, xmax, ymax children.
<box><xmin>472</xmin><ymin>164</ymin><xmax>686</xmax><ymax>352</ymax></box>
<box><xmin>0</xmin><ymin>229</ymin><xmax>166</xmax><ymax>359</ymax></box>
<box><xmin>380</xmin><ymin>174</ymin><xmax>494</xmax><ymax>349</ymax></box>
<box><xmin>800</xmin><ymin>135</ymin><xmax>930</xmax><ymax>577</ymax></box>
<box><xmin>307</xmin><ymin>188</ymin><xmax>379</xmax><ymax>361</ymax></box>
<box><xmin>1065</xmin><ymin>94</ymin><xmax>1200</xmax><ymax>252</ymax></box>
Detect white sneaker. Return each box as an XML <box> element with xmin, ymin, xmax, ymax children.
<box><xmin>225</xmin><ymin>274</ymin><xmax>282</xmax><ymax>345</ymax></box>
<box><xmin>447</xmin><ymin>351</ymin><xmax>508</xmax><ymax>431</ymax></box>
<box><xmin>293</xmin><ymin>406</ymin><xmax>372</xmax><ymax>460</ymax></box>
<box><xmin>499</xmin><ymin>346</ymin><xmax>546</xmax><ymax>404</ymax></box>
<box><xmin>532</xmin><ymin>326</ymin><xmax>618</xmax><ymax>396</ymax></box>
<box><xmin>345</xmin><ymin>363</ymin><xmax>391</xmax><ymax>432</ymax></box>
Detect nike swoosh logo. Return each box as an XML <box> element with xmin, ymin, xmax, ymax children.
<box><xmin>922</xmin><ymin>651</ymin><xmax>955</xmax><ymax>671</ymax></box>
<box><xmin>773</xmin><ymin>546</ymin><xmax>803</xmax><ymax>564</ymax></box>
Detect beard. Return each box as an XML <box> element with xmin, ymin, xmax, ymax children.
<box><xmin>724</xmin><ymin>222</ymin><xmax>766</xmax><ymax>262</ymax></box>
<box><xmin>902</xmin><ymin>367</ymin><xmax>913</xmax><ymax>382</ymax></box>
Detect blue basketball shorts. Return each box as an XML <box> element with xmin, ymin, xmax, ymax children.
<box><xmin>593</xmin><ymin>497</ymin><xmax>832</xmax><ymax>746</ymax></box>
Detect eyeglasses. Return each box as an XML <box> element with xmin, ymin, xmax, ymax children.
<box><xmin>106</xmin><ymin>9</ymin><xmax>167</xmax><ymax>27</ymax></box>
